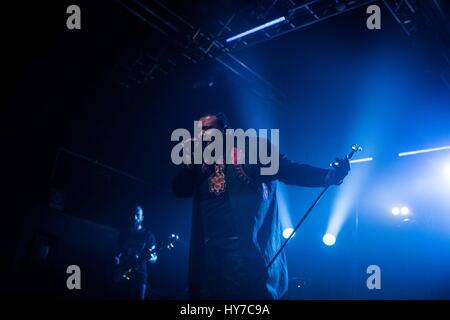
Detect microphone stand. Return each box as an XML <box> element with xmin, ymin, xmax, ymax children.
<box><xmin>266</xmin><ymin>144</ymin><xmax>362</xmax><ymax>270</ymax></box>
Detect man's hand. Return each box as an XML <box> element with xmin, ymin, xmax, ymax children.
<box><xmin>326</xmin><ymin>157</ymin><xmax>351</xmax><ymax>185</ymax></box>
<box><xmin>149</xmin><ymin>252</ymin><xmax>158</xmax><ymax>264</ymax></box>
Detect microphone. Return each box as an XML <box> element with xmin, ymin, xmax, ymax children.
<box><xmin>330</xmin><ymin>144</ymin><xmax>362</xmax><ymax>168</ymax></box>
<box><xmin>267</xmin><ymin>144</ymin><xmax>363</xmax><ymax>270</ymax></box>
<box><xmin>347</xmin><ymin>144</ymin><xmax>363</xmax><ymax>160</ymax></box>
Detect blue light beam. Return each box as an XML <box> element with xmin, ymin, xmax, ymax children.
<box><xmin>398</xmin><ymin>146</ymin><xmax>450</xmax><ymax>157</ymax></box>
<box><xmin>349</xmin><ymin>157</ymin><xmax>373</xmax><ymax>164</ymax></box>
<box><xmin>226</xmin><ymin>16</ymin><xmax>286</xmax><ymax>43</ymax></box>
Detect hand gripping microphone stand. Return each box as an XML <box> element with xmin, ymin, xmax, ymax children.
<box><xmin>266</xmin><ymin>144</ymin><xmax>363</xmax><ymax>270</ymax></box>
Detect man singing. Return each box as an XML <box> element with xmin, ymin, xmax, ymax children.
<box><xmin>172</xmin><ymin>113</ymin><xmax>350</xmax><ymax>299</ymax></box>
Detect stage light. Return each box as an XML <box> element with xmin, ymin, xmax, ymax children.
<box><xmin>398</xmin><ymin>146</ymin><xmax>450</xmax><ymax>157</ymax></box>
<box><xmin>322</xmin><ymin>233</ymin><xmax>336</xmax><ymax>246</ymax></box>
<box><xmin>327</xmin><ymin>164</ymin><xmax>370</xmax><ymax>243</ymax></box>
<box><xmin>444</xmin><ymin>164</ymin><xmax>450</xmax><ymax>177</ymax></box>
<box><xmin>400</xmin><ymin>206</ymin><xmax>409</xmax><ymax>215</ymax></box>
<box><xmin>349</xmin><ymin>157</ymin><xmax>373</xmax><ymax>164</ymax></box>
<box><xmin>282</xmin><ymin>228</ymin><xmax>295</xmax><ymax>239</ymax></box>
<box><xmin>391</xmin><ymin>207</ymin><xmax>400</xmax><ymax>215</ymax></box>
<box><xmin>226</xmin><ymin>16</ymin><xmax>286</xmax><ymax>43</ymax></box>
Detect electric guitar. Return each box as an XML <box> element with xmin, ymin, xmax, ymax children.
<box><xmin>113</xmin><ymin>233</ymin><xmax>179</xmax><ymax>283</ymax></box>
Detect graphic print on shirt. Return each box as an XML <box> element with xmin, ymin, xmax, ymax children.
<box><xmin>208</xmin><ymin>164</ymin><xmax>226</xmax><ymax>195</ymax></box>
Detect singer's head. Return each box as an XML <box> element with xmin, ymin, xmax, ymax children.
<box><xmin>198</xmin><ymin>112</ymin><xmax>229</xmax><ymax>135</ymax></box>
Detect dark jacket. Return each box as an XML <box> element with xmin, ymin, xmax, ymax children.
<box><xmin>172</xmin><ymin>143</ymin><xmax>330</xmax><ymax>299</ymax></box>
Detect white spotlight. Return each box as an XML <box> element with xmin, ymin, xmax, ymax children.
<box><xmin>391</xmin><ymin>207</ymin><xmax>400</xmax><ymax>215</ymax></box>
<box><xmin>349</xmin><ymin>157</ymin><xmax>373</xmax><ymax>164</ymax></box>
<box><xmin>322</xmin><ymin>233</ymin><xmax>336</xmax><ymax>246</ymax></box>
<box><xmin>398</xmin><ymin>146</ymin><xmax>450</xmax><ymax>157</ymax></box>
<box><xmin>226</xmin><ymin>16</ymin><xmax>286</xmax><ymax>43</ymax></box>
<box><xmin>400</xmin><ymin>206</ymin><xmax>410</xmax><ymax>215</ymax></box>
<box><xmin>445</xmin><ymin>164</ymin><xmax>450</xmax><ymax>177</ymax></box>
<box><xmin>283</xmin><ymin>228</ymin><xmax>295</xmax><ymax>239</ymax></box>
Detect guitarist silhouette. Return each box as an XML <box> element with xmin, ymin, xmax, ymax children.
<box><xmin>114</xmin><ymin>205</ymin><xmax>157</xmax><ymax>300</ymax></box>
